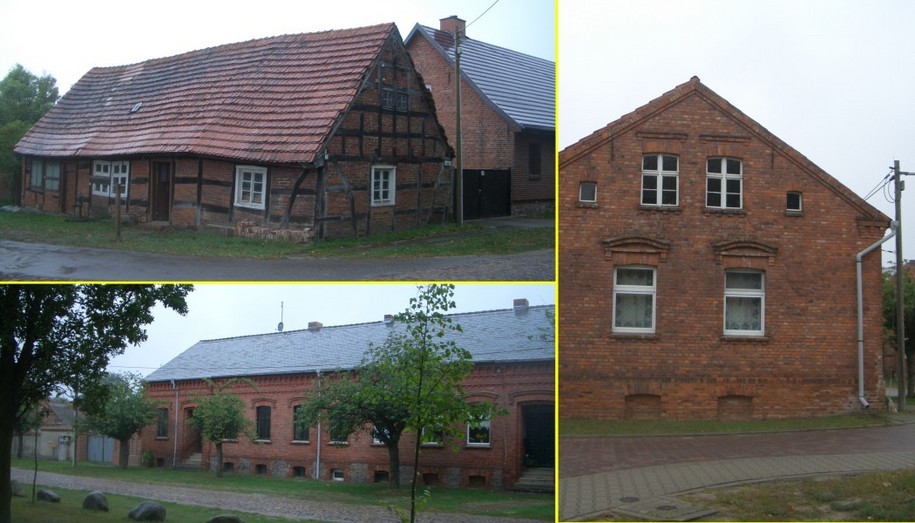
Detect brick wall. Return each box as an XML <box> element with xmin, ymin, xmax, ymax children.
<box><xmin>559</xmin><ymin>83</ymin><xmax>889</xmax><ymax>421</ymax></box>
<box><xmin>142</xmin><ymin>360</ymin><xmax>552</xmax><ymax>488</ymax></box>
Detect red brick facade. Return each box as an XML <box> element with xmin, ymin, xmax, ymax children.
<box><xmin>559</xmin><ymin>78</ymin><xmax>890</xmax><ymax>420</ymax></box>
<box><xmin>141</xmin><ymin>361</ymin><xmax>553</xmax><ymax>488</ymax></box>
<box><xmin>405</xmin><ymin>18</ymin><xmax>555</xmax><ymax>216</ymax></box>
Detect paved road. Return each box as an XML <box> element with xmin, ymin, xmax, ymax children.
<box><xmin>11</xmin><ymin>467</ymin><xmax>545</xmax><ymax>523</ymax></box>
<box><xmin>0</xmin><ymin>217</ymin><xmax>554</xmax><ymax>281</ymax></box>
<box><xmin>559</xmin><ymin>419</ymin><xmax>915</xmax><ymax>521</ymax></box>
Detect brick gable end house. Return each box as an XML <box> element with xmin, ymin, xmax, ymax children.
<box><xmin>559</xmin><ymin>77</ymin><xmax>890</xmax><ymax>421</ymax></box>
<box><xmin>405</xmin><ymin>16</ymin><xmax>555</xmax><ymax>219</ymax></box>
<box><xmin>141</xmin><ymin>301</ymin><xmax>554</xmax><ymax>490</ymax></box>
<box><xmin>15</xmin><ymin>23</ymin><xmax>453</xmax><ymax>241</ymax></box>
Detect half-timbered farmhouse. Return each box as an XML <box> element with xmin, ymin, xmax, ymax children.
<box><xmin>559</xmin><ymin>77</ymin><xmax>891</xmax><ymax>421</ymax></box>
<box><xmin>15</xmin><ymin>23</ymin><xmax>453</xmax><ymax>240</ymax></box>
<box><xmin>141</xmin><ymin>300</ymin><xmax>554</xmax><ymax>490</ymax></box>
<box><xmin>405</xmin><ymin>16</ymin><xmax>555</xmax><ymax>219</ymax></box>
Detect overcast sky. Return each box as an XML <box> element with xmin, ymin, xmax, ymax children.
<box><xmin>107</xmin><ymin>283</ymin><xmax>555</xmax><ymax>377</ymax></box>
<box><xmin>560</xmin><ymin>0</ymin><xmax>914</xmax><ymax>267</ymax></box>
<box><xmin>0</xmin><ymin>0</ymin><xmax>554</xmax><ymax>95</ymax></box>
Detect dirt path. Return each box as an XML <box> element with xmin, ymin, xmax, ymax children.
<box><xmin>10</xmin><ymin>467</ymin><xmax>545</xmax><ymax>523</ymax></box>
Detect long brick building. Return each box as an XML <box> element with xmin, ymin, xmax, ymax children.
<box><xmin>559</xmin><ymin>77</ymin><xmax>891</xmax><ymax>421</ymax></box>
<box><xmin>141</xmin><ymin>301</ymin><xmax>554</xmax><ymax>490</ymax></box>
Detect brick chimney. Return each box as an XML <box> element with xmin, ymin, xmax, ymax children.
<box><xmin>308</xmin><ymin>321</ymin><xmax>323</xmax><ymax>332</ymax></box>
<box><xmin>513</xmin><ymin>298</ymin><xmax>529</xmax><ymax>316</ymax></box>
<box><xmin>383</xmin><ymin>314</ymin><xmax>395</xmax><ymax>327</ymax></box>
<box><xmin>440</xmin><ymin>15</ymin><xmax>466</xmax><ymax>38</ymax></box>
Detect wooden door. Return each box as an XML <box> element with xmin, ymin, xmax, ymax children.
<box><xmin>152</xmin><ymin>162</ymin><xmax>171</xmax><ymax>221</ymax></box>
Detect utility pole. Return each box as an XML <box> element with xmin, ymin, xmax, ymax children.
<box><xmin>895</xmin><ymin>160</ymin><xmax>907</xmax><ymax>409</ymax></box>
<box><xmin>454</xmin><ymin>27</ymin><xmax>463</xmax><ymax>226</ymax></box>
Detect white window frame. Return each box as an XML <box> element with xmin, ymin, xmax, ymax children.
<box><xmin>613</xmin><ymin>267</ymin><xmax>657</xmax><ymax>334</ymax></box>
<box><xmin>706</xmin><ymin>157</ymin><xmax>743</xmax><ymax>209</ymax></box>
<box><xmin>579</xmin><ymin>181</ymin><xmax>597</xmax><ymax>203</ymax></box>
<box><xmin>467</xmin><ymin>415</ymin><xmax>491</xmax><ymax>447</ymax></box>
<box><xmin>92</xmin><ymin>160</ymin><xmax>130</xmax><ymax>198</ymax></box>
<box><xmin>723</xmin><ymin>270</ymin><xmax>765</xmax><ymax>336</ymax></box>
<box><xmin>787</xmin><ymin>191</ymin><xmax>803</xmax><ymax>212</ymax></box>
<box><xmin>234</xmin><ymin>165</ymin><xmax>267</xmax><ymax>210</ymax></box>
<box><xmin>371</xmin><ymin>165</ymin><xmax>396</xmax><ymax>206</ymax></box>
<box><xmin>641</xmin><ymin>154</ymin><xmax>679</xmax><ymax>206</ymax></box>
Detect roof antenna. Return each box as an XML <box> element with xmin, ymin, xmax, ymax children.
<box><xmin>277</xmin><ymin>301</ymin><xmax>284</xmax><ymax>332</ymax></box>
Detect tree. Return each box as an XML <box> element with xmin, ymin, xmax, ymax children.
<box><xmin>299</xmin><ymin>284</ymin><xmax>502</xmax><ymax>523</ymax></box>
<box><xmin>84</xmin><ymin>373</ymin><xmax>158</xmax><ymax>468</ymax></box>
<box><xmin>186</xmin><ymin>378</ymin><xmax>257</xmax><ymax>478</ymax></box>
<box><xmin>0</xmin><ymin>284</ymin><xmax>192</xmax><ymax>523</ymax></box>
<box><xmin>0</xmin><ymin>65</ymin><xmax>59</xmax><ymax>203</ymax></box>
<box><xmin>883</xmin><ymin>266</ymin><xmax>915</xmax><ymax>395</ymax></box>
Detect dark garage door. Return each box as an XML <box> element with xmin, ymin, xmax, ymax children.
<box><xmin>462</xmin><ymin>169</ymin><xmax>511</xmax><ymax>220</ymax></box>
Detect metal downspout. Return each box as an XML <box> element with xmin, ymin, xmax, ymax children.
<box><xmin>856</xmin><ymin>223</ymin><xmax>898</xmax><ymax>408</ymax></box>
<box><xmin>171</xmin><ymin>380</ymin><xmax>179</xmax><ymax>467</ymax></box>
<box><xmin>314</xmin><ymin>371</ymin><xmax>321</xmax><ymax>480</ymax></box>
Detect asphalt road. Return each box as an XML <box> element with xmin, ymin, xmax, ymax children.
<box><xmin>0</xmin><ymin>240</ymin><xmax>554</xmax><ymax>281</ymax></box>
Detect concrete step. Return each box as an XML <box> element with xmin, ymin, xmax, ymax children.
<box><xmin>514</xmin><ymin>468</ymin><xmax>554</xmax><ymax>493</ymax></box>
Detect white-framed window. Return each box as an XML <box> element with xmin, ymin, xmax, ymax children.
<box><xmin>235</xmin><ymin>165</ymin><xmax>266</xmax><ymax>210</ymax></box>
<box><xmin>707</xmin><ymin>158</ymin><xmax>743</xmax><ymax>209</ymax></box>
<box><xmin>579</xmin><ymin>181</ymin><xmax>597</xmax><ymax>203</ymax></box>
<box><xmin>467</xmin><ymin>415</ymin><xmax>491</xmax><ymax>446</ymax></box>
<box><xmin>371</xmin><ymin>165</ymin><xmax>395</xmax><ymax>206</ymax></box>
<box><xmin>420</xmin><ymin>426</ymin><xmax>444</xmax><ymax>446</ymax></box>
<box><xmin>642</xmin><ymin>154</ymin><xmax>678</xmax><ymax>206</ymax></box>
<box><xmin>92</xmin><ymin>160</ymin><xmax>130</xmax><ymax>198</ymax></box>
<box><xmin>255</xmin><ymin>405</ymin><xmax>271</xmax><ymax>441</ymax></box>
<box><xmin>724</xmin><ymin>270</ymin><xmax>765</xmax><ymax>336</ymax></box>
<box><xmin>787</xmin><ymin>191</ymin><xmax>803</xmax><ymax>212</ymax></box>
<box><xmin>331</xmin><ymin>469</ymin><xmax>345</xmax><ymax>481</ymax></box>
<box><xmin>613</xmin><ymin>267</ymin><xmax>656</xmax><ymax>333</ymax></box>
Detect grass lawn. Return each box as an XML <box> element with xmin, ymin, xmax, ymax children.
<box><xmin>680</xmin><ymin>469</ymin><xmax>915</xmax><ymax>521</ymax></box>
<box><xmin>11</xmin><ymin>459</ymin><xmax>554</xmax><ymax>521</ymax></box>
<box><xmin>0</xmin><ymin>208</ymin><xmax>553</xmax><ymax>259</ymax></box>
<box><xmin>560</xmin><ymin>412</ymin><xmax>894</xmax><ymax>437</ymax></box>
<box><xmin>12</xmin><ymin>484</ymin><xmax>323</xmax><ymax>523</ymax></box>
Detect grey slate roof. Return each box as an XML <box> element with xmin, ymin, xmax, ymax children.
<box><xmin>405</xmin><ymin>24</ymin><xmax>554</xmax><ymax>132</ymax></box>
<box><xmin>146</xmin><ymin>305</ymin><xmax>553</xmax><ymax>382</ymax></box>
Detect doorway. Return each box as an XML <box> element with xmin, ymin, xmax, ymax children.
<box><xmin>184</xmin><ymin>407</ymin><xmax>202</xmax><ymax>453</ymax></box>
<box><xmin>152</xmin><ymin>162</ymin><xmax>171</xmax><ymax>222</ymax></box>
<box><xmin>462</xmin><ymin>169</ymin><xmax>511</xmax><ymax>220</ymax></box>
<box><xmin>521</xmin><ymin>403</ymin><xmax>554</xmax><ymax>468</ymax></box>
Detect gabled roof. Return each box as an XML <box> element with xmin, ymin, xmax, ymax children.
<box><xmin>15</xmin><ymin>24</ymin><xmax>397</xmax><ymax>164</ymax></box>
<box><xmin>560</xmin><ymin>77</ymin><xmax>889</xmax><ymax>222</ymax></box>
<box><xmin>405</xmin><ymin>24</ymin><xmax>554</xmax><ymax>132</ymax></box>
<box><xmin>146</xmin><ymin>305</ymin><xmax>554</xmax><ymax>382</ymax></box>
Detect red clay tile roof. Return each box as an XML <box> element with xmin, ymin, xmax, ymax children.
<box><xmin>15</xmin><ymin>23</ymin><xmax>396</xmax><ymax>164</ymax></box>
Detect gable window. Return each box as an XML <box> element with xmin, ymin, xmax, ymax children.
<box><xmin>787</xmin><ymin>191</ymin><xmax>803</xmax><ymax>212</ymax></box>
<box><xmin>641</xmin><ymin>154</ymin><xmax>678</xmax><ymax>206</ymax></box>
<box><xmin>382</xmin><ymin>89</ymin><xmax>394</xmax><ymax>109</ymax></box>
<box><xmin>724</xmin><ymin>271</ymin><xmax>765</xmax><ymax>336</ymax></box>
<box><xmin>255</xmin><ymin>406</ymin><xmax>271</xmax><ymax>440</ymax></box>
<box><xmin>235</xmin><ymin>166</ymin><xmax>266</xmax><ymax>210</ymax></box>
<box><xmin>528</xmin><ymin>142</ymin><xmax>542</xmax><ymax>178</ymax></box>
<box><xmin>579</xmin><ymin>182</ymin><xmax>597</xmax><ymax>203</ymax></box>
<box><xmin>396</xmin><ymin>92</ymin><xmax>409</xmax><ymax>111</ymax></box>
<box><xmin>706</xmin><ymin>158</ymin><xmax>743</xmax><ymax>209</ymax></box>
<box><xmin>292</xmin><ymin>405</ymin><xmax>309</xmax><ymax>442</ymax></box>
<box><xmin>467</xmin><ymin>414</ymin><xmax>491</xmax><ymax>446</ymax></box>
<box><xmin>371</xmin><ymin>165</ymin><xmax>395</xmax><ymax>206</ymax></box>
<box><xmin>156</xmin><ymin>408</ymin><xmax>168</xmax><ymax>438</ymax></box>
<box><xmin>92</xmin><ymin>160</ymin><xmax>130</xmax><ymax>198</ymax></box>
<box><xmin>613</xmin><ymin>267</ymin><xmax>656</xmax><ymax>333</ymax></box>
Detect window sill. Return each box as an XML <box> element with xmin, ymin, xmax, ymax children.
<box><xmin>465</xmin><ymin>444</ymin><xmax>492</xmax><ymax>449</ymax></box>
<box><xmin>720</xmin><ymin>334</ymin><xmax>769</xmax><ymax>342</ymax></box>
<box><xmin>155</xmin><ymin>437</ymin><xmax>169</xmax><ymax>441</ymax></box>
<box><xmin>703</xmin><ymin>208</ymin><xmax>746</xmax><ymax>216</ymax></box>
<box><xmin>638</xmin><ymin>205</ymin><xmax>681</xmax><ymax>213</ymax></box>
<box><xmin>370</xmin><ymin>202</ymin><xmax>395</xmax><ymax>207</ymax></box>
<box><xmin>577</xmin><ymin>202</ymin><xmax>598</xmax><ymax>208</ymax></box>
<box><xmin>235</xmin><ymin>203</ymin><xmax>266</xmax><ymax>211</ymax></box>
<box><xmin>291</xmin><ymin>440</ymin><xmax>311</xmax><ymax>445</ymax></box>
<box><xmin>785</xmin><ymin>210</ymin><xmax>804</xmax><ymax>217</ymax></box>
<box><xmin>612</xmin><ymin>332</ymin><xmax>658</xmax><ymax>340</ymax></box>
<box><xmin>255</xmin><ymin>439</ymin><xmax>271</xmax><ymax>444</ymax></box>
<box><xmin>223</xmin><ymin>438</ymin><xmax>239</xmax><ymax>443</ymax></box>
<box><xmin>420</xmin><ymin>443</ymin><xmax>444</xmax><ymax>448</ymax></box>
<box><xmin>328</xmin><ymin>441</ymin><xmax>349</xmax><ymax>446</ymax></box>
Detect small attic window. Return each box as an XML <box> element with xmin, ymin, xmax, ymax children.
<box><xmin>130</xmin><ymin>102</ymin><xmax>143</xmax><ymax>114</ymax></box>
<box><xmin>786</xmin><ymin>191</ymin><xmax>803</xmax><ymax>213</ymax></box>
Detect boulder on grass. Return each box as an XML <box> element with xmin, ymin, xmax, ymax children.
<box><xmin>10</xmin><ymin>480</ymin><xmax>24</xmax><ymax>497</ymax></box>
<box><xmin>206</xmin><ymin>515</ymin><xmax>243</xmax><ymax>523</ymax></box>
<box><xmin>129</xmin><ymin>500</ymin><xmax>166</xmax><ymax>521</ymax></box>
<box><xmin>37</xmin><ymin>488</ymin><xmax>60</xmax><ymax>502</ymax></box>
<box><xmin>83</xmin><ymin>491</ymin><xmax>109</xmax><ymax>511</ymax></box>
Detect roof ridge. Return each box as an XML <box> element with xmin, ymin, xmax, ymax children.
<box><xmin>418</xmin><ymin>24</ymin><xmax>553</xmax><ymax>64</ymax></box>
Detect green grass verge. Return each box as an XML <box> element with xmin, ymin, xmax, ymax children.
<box><xmin>0</xmin><ymin>210</ymin><xmax>553</xmax><ymax>259</ymax></box>
<box><xmin>11</xmin><ymin>460</ymin><xmax>553</xmax><ymax>521</ymax></box>
<box><xmin>12</xmin><ymin>484</ymin><xmax>323</xmax><ymax>523</ymax></box>
<box><xmin>682</xmin><ymin>469</ymin><xmax>915</xmax><ymax>521</ymax></box>
<box><xmin>560</xmin><ymin>412</ymin><xmax>892</xmax><ymax>436</ymax></box>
